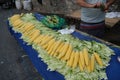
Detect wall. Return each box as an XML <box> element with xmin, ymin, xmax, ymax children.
<box><xmin>32</xmin><ymin>0</ymin><xmax>120</xmax><ymax>14</ymax></box>
<box><xmin>32</xmin><ymin>0</ymin><xmax>80</xmax><ymax>14</ymax></box>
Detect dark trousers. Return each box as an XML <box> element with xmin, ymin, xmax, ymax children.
<box><xmin>79</xmin><ymin>21</ymin><xmax>105</xmax><ymax>38</ymax></box>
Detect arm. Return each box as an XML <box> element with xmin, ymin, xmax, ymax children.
<box><xmin>106</xmin><ymin>0</ymin><xmax>116</xmax><ymax>9</ymax></box>
<box><xmin>104</xmin><ymin>0</ymin><xmax>116</xmax><ymax>11</ymax></box>
<box><xmin>106</xmin><ymin>0</ymin><xmax>116</xmax><ymax>7</ymax></box>
<box><xmin>76</xmin><ymin>0</ymin><xmax>96</xmax><ymax>8</ymax></box>
<box><xmin>94</xmin><ymin>0</ymin><xmax>116</xmax><ymax>12</ymax></box>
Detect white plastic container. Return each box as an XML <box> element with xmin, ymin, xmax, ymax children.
<box><xmin>23</xmin><ymin>0</ymin><xmax>32</xmax><ymax>11</ymax></box>
<box><xmin>15</xmin><ymin>0</ymin><xmax>22</xmax><ymax>10</ymax></box>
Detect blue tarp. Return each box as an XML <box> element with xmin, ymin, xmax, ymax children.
<box><xmin>7</xmin><ymin>14</ymin><xmax>120</xmax><ymax>80</ymax></box>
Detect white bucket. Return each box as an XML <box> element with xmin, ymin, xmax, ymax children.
<box><xmin>23</xmin><ymin>0</ymin><xmax>32</xmax><ymax>11</ymax></box>
<box><xmin>15</xmin><ymin>0</ymin><xmax>22</xmax><ymax>10</ymax></box>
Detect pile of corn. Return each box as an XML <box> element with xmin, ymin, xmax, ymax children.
<box><xmin>9</xmin><ymin>14</ymin><xmax>104</xmax><ymax>73</ymax></box>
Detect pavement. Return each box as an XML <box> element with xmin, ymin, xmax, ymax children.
<box><xmin>0</xmin><ymin>8</ymin><xmax>42</xmax><ymax>80</ymax></box>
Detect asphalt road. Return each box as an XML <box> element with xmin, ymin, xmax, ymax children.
<box><xmin>0</xmin><ymin>8</ymin><xmax>42</xmax><ymax>80</ymax></box>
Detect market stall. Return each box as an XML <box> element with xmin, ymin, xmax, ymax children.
<box><xmin>7</xmin><ymin>13</ymin><xmax>120</xmax><ymax>80</ymax></box>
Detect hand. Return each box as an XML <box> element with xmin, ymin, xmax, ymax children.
<box><xmin>92</xmin><ymin>2</ymin><xmax>101</xmax><ymax>8</ymax></box>
<box><xmin>104</xmin><ymin>4</ymin><xmax>109</xmax><ymax>12</ymax></box>
<box><xmin>88</xmin><ymin>4</ymin><xmax>97</xmax><ymax>8</ymax></box>
<box><xmin>94</xmin><ymin>2</ymin><xmax>109</xmax><ymax>12</ymax></box>
<box><xmin>100</xmin><ymin>3</ymin><xmax>109</xmax><ymax>12</ymax></box>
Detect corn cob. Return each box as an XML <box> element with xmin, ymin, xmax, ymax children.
<box><xmin>22</xmin><ymin>23</ymin><xmax>34</xmax><ymax>33</ymax></box>
<box><xmin>91</xmin><ymin>54</ymin><xmax>95</xmax><ymax>72</ymax></box>
<box><xmin>57</xmin><ymin>43</ymin><xmax>69</xmax><ymax>59</ymax></box>
<box><xmin>53</xmin><ymin>42</ymin><xmax>64</xmax><ymax>57</ymax></box>
<box><xmin>79</xmin><ymin>54</ymin><xmax>84</xmax><ymax>71</ymax></box>
<box><xmin>22</xmin><ymin>26</ymin><xmax>35</xmax><ymax>36</ymax></box>
<box><xmin>14</xmin><ymin>21</ymin><xmax>25</xmax><ymax>29</ymax></box>
<box><xmin>25</xmin><ymin>25</ymin><xmax>35</xmax><ymax>32</ymax></box>
<box><xmin>28</xmin><ymin>30</ymin><xmax>40</xmax><ymax>42</ymax></box>
<box><xmin>26</xmin><ymin>29</ymin><xmax>38</xmax><ymax>39</ymax></box>
<box><xmin>72</xmin><ymin>51</ymin><xmax>79</xmax><ymax>69</ymax></box>
<box><xmin>67</xmin><ymin>51</ymin><xmax>75</xmax><ymax>67</ymax></box>
<box><xmin>40</xmin><ymin>35</ymin><xmax>53</xmax><ymax>46</ymax></box>
<box><xmin>83</xmin><ymin>48</ymin><xmax>89</xmax><ymax>66</ymax></box>
<box><xmin>86</xmin><ymin>62</ymin><xmax>91</xmax><ymax>73</ymax></box>
<box><xmin>23</xmin><ymin>28</ymin><xmax>37</xmax><ymax>38</ymax></box>
<box><xmin>47</xmin><ymin>41</ymin><xmax>57</xmax><ymax>55</ymax></box>
<box><xmin>79</xmin><ymin>51</ymin><xmax>85</xmax><ymax>68</ymax></box>
<box><xmin>42</xmin><ymin>43</ymin><xmax>49</xmax><ymax>49</ymax></box>
<box><xmin>10</xmin><ymin>15</ymin><xmax>20</xmax><ymax>21</ymax></box>
<box><xmin>19</xmin><ymin>23</ymin><xmax>29</xmax><ymax>32</ymax></box>
<box><xmin>46</xmin><ymin>39</ymin><xmax>56</xmax><ymax>52</ymax></box>
<box><xmin>62</xmin><ymin>44</ymin><xmax>72</xmax><ymax>61</ymax></box>
<box><xmin>12</xmin><ymin>19</ymin><xmax>23</xmax><ymax>27</ymax></box>
<box><xmin>50</xmin><ymin>40</ymin><xmax>61</xmax><ymax>56</ymax></box>
<box><xmin>55</xmin><ymin>42</ymin><xmax>64</xmax><ymax>53</ymax></box>
<box><xmin>39</xmin><ymin>35</ymin><xmax>50</xmax><ymax>45</ymax></box>
<box><xmin>33</xmin><ymin>35</ymin><xmax>44</xmax><ymax>44</ymax></box>
<box><xmin>94</xmin><ymin>52</ymin><xmax>103</xmax><ymax>66</ymax></box>
<box><xmin>46</xmin><ymin>39</ymin><xmax>55</xmax><ymax>51</ymax></box>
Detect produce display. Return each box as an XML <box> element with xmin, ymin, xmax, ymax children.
<box><xmin>9</xmin><ymin>13</ymin><xmax>114</xmax><ymax>80</ymax></box>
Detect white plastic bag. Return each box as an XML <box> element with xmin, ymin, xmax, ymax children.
<box><xmin>23</xmin><ymin>0</ymin><xmax>32</xmax><ymax>11</ymax></box>
<box><xmin>58</xmin><ymin>25</ymin><xmax>75</xmax><ymax>34</ymax></box>
<box><xmin>15</xmin><ymin>0</ymin><xmax>22</xmax><ymax>10</ymax></box>
<box><xmin>106</xmin><ymin>12</ymin><xmax>120</xmax><ymax>18</ymax></box>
